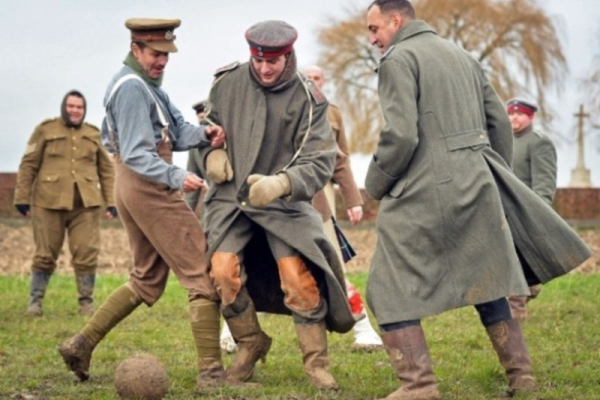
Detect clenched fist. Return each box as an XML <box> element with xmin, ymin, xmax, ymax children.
<box><xmin>247</xmin><ymin>173</ymin><xmax>291</xmax><ymax>207</ymax></box>
<box><xmin>205</xmin><ymin>149</ymin><xmax>233</xmax><ymax>184</ymax></box>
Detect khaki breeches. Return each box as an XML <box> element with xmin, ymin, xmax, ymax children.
<box><xmin>114</xmin><ymin>160</ymin><xmax>217</xmax><ymax>305</ymax></box>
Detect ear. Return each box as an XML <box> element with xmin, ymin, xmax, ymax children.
<box><xmin>391</xmin><ymin>12</ymin><xmax>404</xmax><ymax>29</ymax></box>
<box><xmin>131</xmin><ymin>42</ymin><xmax>141</xmax><ymax>57</ymax></box>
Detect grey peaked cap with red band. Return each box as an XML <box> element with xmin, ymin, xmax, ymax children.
<box><xmin>506</xmin><ymin>98</ymin><xmax>538</xmax><ymax>115</ymax></box>
<box><xmin>245</xmin><ymin>20</ymin><xmax>298</xmax><ymax>58</ymax></box>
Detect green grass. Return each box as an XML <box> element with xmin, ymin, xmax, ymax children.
<box><xmin>0</xmin><ymin>273</ymin><xmax>599</xmax><ymax>399</ymax></box>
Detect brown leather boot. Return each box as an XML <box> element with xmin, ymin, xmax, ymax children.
<box><xmin>508</xmin><ymin>296</ymin><xmax>528</xmax><ymax>321</ymax></box>
<box><xmin>58</xmin><ymin>284</ymin><xmax>142</xmax><ymax>381</ymax></box>
<box><xmin>486</xmin><ymin>319</ymin><xmax>537</xmax><ymax>396</ymax></box>
<box><xmin>225</xmin><ymin>301</ymin><xmax>272</xmax><ymax>382</ymax></box>
<box><xmin>190</xmin><ymin>298</ymin><xmax>225</xmax><ymax>389</ymax></box>
<box><xmin>26</xmin><ymin>271</ymin><xmax>51</xmax><ymax>316</ymax></box>
<box><xmin>378</xmin><ymin>324</ymin><xmax>440</xmax><ymax>400</ymax></box>
<box><xmin>76</xmin><ymin>274</ymin><xmax>96</xmax><ymax>317</ymax></box>
<box><xmin>295</xmin><ymin>321</ymin><xmax>339</xmax><ymax>390</ymax></box>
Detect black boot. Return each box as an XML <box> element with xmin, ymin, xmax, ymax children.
<box><xmin>26</xmin><ymin>271</ymin><xmax>51</xmax><ymax>316</ymax></box>
<box><xmin>76</xmin><ymin>274</ymin><xmax>96</xmax><ymax>316</ymax></box>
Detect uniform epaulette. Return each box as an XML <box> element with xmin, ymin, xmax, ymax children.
<box><xmin>304</xmin><ymin>78</ymin><xmax>327</xmax><ymax>106</ymax></box>
<box><xmin>214</xmin><ymin>61</ymin><xmax>240</xmax><ymax>77</ymax></box>
<box><xmin>40</xmin><ymin>117</ymin><xmax>58</xmax><ymax>126</ymax></box>
<box><xmin>84</xmin><ymin>122</ymin><xmax>100</xmax><ymax>131</ymax></box>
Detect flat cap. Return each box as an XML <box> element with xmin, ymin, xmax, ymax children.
<box><xmin>506</xmin><ymin>98</ymin><xmax>538</xmax><ymax>116</ymax></box>
<box><xmin>245</xmin><ymin>20</ymin><xmax>298</xmax><ymax>58</ymax></box>
<box><xmin>192</xmin><ymin>100</ymin><xmax>207</xmax><ymax>113</ymax></box>
<box><xmin>125</xmin><ymin>18</ymin><xmax>181</xmax><ymax>53</ymax></box>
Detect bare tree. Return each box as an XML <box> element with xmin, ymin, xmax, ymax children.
<box><xmin>583</xmin><ymin>36</ymin><xmax>600</xmax><ymax>150</ymax></box>
<box><xmin>317</xmin><ymin>0</ymin><xmax>567</xmax><ymax>153</ymax></box>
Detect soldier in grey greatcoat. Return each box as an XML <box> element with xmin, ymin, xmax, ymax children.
<box><xmin>365</xmin><ymin>1</ymin><xmax>590</xmax><ymax>399</ymax></box>
<box><xmin>506</xmin><ymin>99</ymin><xmax>557</xmax><ymax>320</ymax></box>
<box><xmin>199</xmin><ymin>21</ymin><xmax>353</xmax><ymax>390</ymax></box>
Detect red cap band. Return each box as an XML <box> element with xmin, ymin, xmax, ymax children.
<box><xmin>250</xmin><ymin>45</ymin><xmax>293</xmax><ymax>58</ymax></box>
<box><xmin>507</xmin><ymin>104</ymin><xmax>534</xmax><ymax>117</ymax></box>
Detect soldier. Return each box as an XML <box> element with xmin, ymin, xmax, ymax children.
<box><xmin>303</xmin><ymin>65</ymin><xmax>383</xmax><ymax>351</ymax></box>
<box><xmin>506</xmin><ymin>98</ymin><xmax>557</xmax><ymax>320</ymax></box>
<box><xmin>14</xmin><ymin>90</ymin><xmax>116</xmax><ymax>317</ymax></box>
<box><xmin>198</xmin><ymin>20</ymin><xmax>354</xmax><ymax>390</ymax></box>
<box><xmin>58</xmin><ymin>18</ymin><xmax>227</xmax><ymax>389</ymax></box>
<box><xmin>365</xmin><ymin>1</ymin><xmax>590</xmax><ymax>399</ymax></box>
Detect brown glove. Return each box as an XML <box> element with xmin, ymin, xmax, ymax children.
<box><xmin>247</xmin><ymin>173</ymin><xmax>291</xmax><ymax>207</ymax></box>
<box><xmin>205</xmin><ymin>149</ymin><xmax>233</xmax><ymax>184</ymax></box>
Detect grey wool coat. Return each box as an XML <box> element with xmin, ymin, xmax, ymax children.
<box><xmin>199</xmin><ymin>62</ymin><xmax>354</xmax><ymax>333</ymax></box>
<box><xmin>365</xmin><ymin>21</ymin><xmax>591</xmax><ymax>324</ymax></box>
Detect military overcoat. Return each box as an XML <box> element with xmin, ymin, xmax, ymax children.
<box><xmin>200</xmin><ymin>62</ymin><xmax>354</xmax><ymax>333</ymax></box>
<box><xmin>365</xmin><ymin>21</ymin><xmax>590</xmax><ymax>324</ymax></box>
<box><xmin>14</xmin><ymin>118</ymin><xmax>115</xmax><ymax>210</ymax></box>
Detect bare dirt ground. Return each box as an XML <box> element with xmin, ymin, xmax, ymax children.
<box><xmin>0</xmin><ymin>220</ymin><xmax>598</xmax><ymax>275</ymax></box>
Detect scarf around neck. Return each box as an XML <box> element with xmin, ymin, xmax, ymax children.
<box><xmin>123</xmin><ymin>52</ymin><xmax>163</xmax><ymax>87</ymax></box>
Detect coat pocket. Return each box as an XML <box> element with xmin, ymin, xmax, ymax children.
<box><xmin>44</xmin><ymin>134</ymin><xmax>67</xmax><ymax>157</ymax></box>
<box><xmin>388</xmin><ymin>179</ymin><xmax>408</xmax><ymax>198</ymax></box>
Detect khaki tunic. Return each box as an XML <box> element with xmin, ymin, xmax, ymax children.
<box><xmin>14</xmin><ymin>118</ymin><xmax>114</xmax><ymax>209</ymax></box>
<box><xmin>313</xmin><ymin>104</ymin><xmax>363</xmax><ymax>222</ymax></box>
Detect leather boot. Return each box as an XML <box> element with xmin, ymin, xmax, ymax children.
<box><xmin>190</xmin><ymin>298</ymin><xmax>225</xmax><ymax>388</ymax></box>
<box><xmin>486</xmin><ymin>319</ymin><xmax>537</xmax><ymax>396</ymax></box>
<box><xmin>508</xmin><ymin>296</ymin><xmax>528</xmax><ymax>321</ymax></box>
<box><xmin>378</xmin><ymin>324</ymin><xmax>440</xmax><ymax>400</ymax></box>
<box><xmin>295</xmin><ymin>321</ymin><xmax>339</xmax><ymax>390</ymax></box>
<box><xmin>224</xmin><ymin>301</ymin><xmax>272</xmax><ymax>382</ymax></box>
<box><xmin>76</xmin><ymin>274</ymin><xmax>96</xmax><ymax>316</ymax></box>
<box><xmin>58</xmin><ymin>284</ymin><xmax>142</xmax><ymax>381</ymax></box>
<box><xmin>26</xmin><ymin>271</ymin><xmax>51</xmax><ymax>316</ymax></box>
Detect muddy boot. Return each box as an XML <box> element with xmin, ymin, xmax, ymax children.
<box><xmin>26</xmin><ymin>271</ymin><xmax>51</xmax><ymax>316</ymax></box>
<box><xmin>58</xmin><ymin>283</ymin><xmax>142</xmax><ymax>381</ymax></box>
<box><xmin>378</xmin><ymin>324</ymin><xmax>440</xmax><ymax>400</ymax></box>
<box><xmin>76</xmin><ymin>274</ymin><xmax>96</xmax><ymax>316</ymax></box>
<box><xmin>190</xmin><ymin>298</ymin><xmax>225</xmax><ymax>389</ymax></box>
<box><xmin>225</xmin><ymin>301</ymin><xmax>272</xmax><ymax>382</ymax></box>
<box><xmin>508</xmin><ymin>296</ymin><xmax>528</xmax><ymax>321</ymax></box>
<box><xmin>295</xmin><ymin>321</ymin><xmax>339</xmax><ymax>390</ymax></box>
<box><xmin>486</xmin><ymin>319</ymin><xmax>537</xmax><ymax>397</ymax></box>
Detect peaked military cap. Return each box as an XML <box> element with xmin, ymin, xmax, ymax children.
<box><xmin>192</xmin><ymin>100</ymin><xmax>207</xmax><ymax>113</ymax></box>
<box><xmin>125</xmin><ymin>18</ymin><xmax>181</xmax><ymax>53</ymax></box>
<box><xmin>245</xmin><ymin>20</ymin><xmax>298</xmax><ymax>58</ymax></box>
<box><xmin>506</xmin><ymin>98</ymin><xmax>538</xmax><ymax>116</ymax></box>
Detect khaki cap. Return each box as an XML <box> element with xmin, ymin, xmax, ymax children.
<box><xmin>125</xmin><ymin>18</ymin><xmax>181</xmax><ymax>53</ymax></box>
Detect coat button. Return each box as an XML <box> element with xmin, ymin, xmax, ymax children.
<box><xmin>241</xmin><ymin>201</ymin><xmax>247</xmax><ymax>207</ymax></box>
<box><xmin>479</xmin><ymin>134</ymin><xmax>484</xmax><ymax>139</ymax></box>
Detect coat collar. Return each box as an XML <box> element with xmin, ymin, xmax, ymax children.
<box><xmin>389</xmin><ymin>20</ymin><xmax>436</xmax><ymax>47</ymax></box>
<box><xmin>514</xmin><ymin>124</ymin><xmax>534</xmax><ymax>138</ymax></box>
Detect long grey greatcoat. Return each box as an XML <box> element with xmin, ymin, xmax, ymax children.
<box><xmin>199</xmin><ymin>62</ymin><xmax>354</xmax><ymax>333</ymax></box>
<box><xmin>365</xmin><ymin>21</ymin><xmax>591</xmax><ymax>325</ymax></box>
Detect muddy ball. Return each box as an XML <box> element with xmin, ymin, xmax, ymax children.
<box><xmin>114</xmin><ymin>353</ymin><xmax>169</xmax><ymax>400</ymax></box>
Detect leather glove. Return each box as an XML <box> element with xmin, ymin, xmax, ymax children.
<box><xmin>247</xmin><ymin>173</ymin><xmax>291</xmax><ymax>207</ymax></box>
<box><xmin>15</xmin><ymin>204</ymin><xmax>30</xmax><ymax>216</ymax></box>
<box><xmin>205</xmin><ymin>149</ymin><xmax>233</xmax><ymax>184</ymax></box>
<box><xmin>107</xmin><ymin>206</ymin><xmax>118</xmax><ymax>218</ymax></box>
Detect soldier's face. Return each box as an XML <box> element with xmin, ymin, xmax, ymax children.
<box><xmin>133</xmin><ymin>44</ymin><xmax>169</xmax><ymax>79</ymax></box>
<box><xmin>509</xmin><ymin>111</ymin><xmax>534</xmax><ymax>134</ymax></box>
<box><xmin>251</xmin><ymin>55</ymin><xmax>286</xmax><ymax>85</ymax></box>
<box><xmin>65</xmin><ymin>96</ymin><xmax>85</xmax><ymax>126</ymax></box>
<box><xmin>196</xmin><ymin>111</ymin><xmax>205</xmax><ymax>123</ymax></box>
<box><xmin>367</xmin><ymin>6</ymin><xmax>402</xmax><ymax>54</ymax></box>
<box><xmin>304</xmin><ymin>69</ymin><xmax>325</xmax><ymax>89</ymax></box>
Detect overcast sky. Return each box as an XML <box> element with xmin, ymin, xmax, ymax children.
<box><xmin>1</xmin><ymin>0</ymin><xmax>598</xmax><ymax>187</ymax></box>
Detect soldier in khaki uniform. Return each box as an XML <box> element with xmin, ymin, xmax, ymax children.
<box><xmin>303</xmin><ymin>65</ymin><xmax>383</xmax><ymax>351</ymax></box>
<box><xmin>14</xmin><ymin>90</ymin><xmax>116</xmax><ymax>317</ymax></box>
<box><xmin>58</xmin><ymin>19</ymin><xmax>226</xmax><ymax>389</ymax></box>
<box><xmin>506</xmin><ymin>98</ymin><xmax>557</xmax><ymax>320</ymax></box>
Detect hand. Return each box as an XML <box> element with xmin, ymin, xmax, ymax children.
<box><xmin>183</xmin><ymin>174</ymin><xmax>208</xmax><ymax>192</ymax></box>
<box><xmin>105</xmin><ymin>206</ymin><xmax>118</xmax><ymax>219</ymax></box>
<box><xmin>247</xmin><ymin>173</ymin><xmax>291</xmax><ymax>207</ymax></box>
<box><xmin>206</xmin><ymin>149</ymin><xmax>233</xmax><ymax>184</ymax></box>
<box><xmin>347</xmin><ymin>205</ymin><xmax>363</xmax><ymax>226</ymax></box>
<box><xmin>205</xmin><ymin>125</ymin><xmax>225</xmax><ymax>147</ymax></box>
<box><xmin>15</xmin><ymin>204</ymin><xmax>30</xmax><ymax>217</ymax></box>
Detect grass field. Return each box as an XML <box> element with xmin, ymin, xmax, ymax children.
<box><xmin>1</xmin><ymin>272</ymin><xmax>599</xmax><ymax>400</ymax></box>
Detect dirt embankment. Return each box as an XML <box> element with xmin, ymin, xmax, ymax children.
<box><xmin>0</xmin><ymin>222</ymin><xmax>598</xmax><ymax>275</ymax></box>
